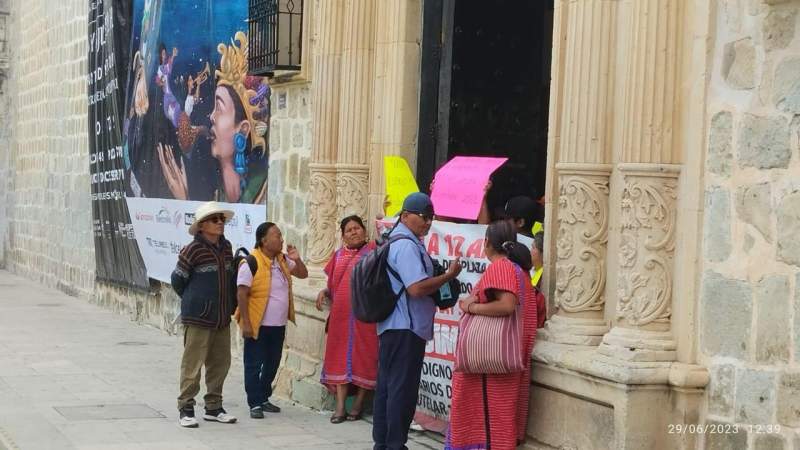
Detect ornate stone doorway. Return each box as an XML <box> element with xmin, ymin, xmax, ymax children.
<box><xmin>417</xmin><ymin>0</ymin><xmax>554</xmax><ymax>216</ymax></box>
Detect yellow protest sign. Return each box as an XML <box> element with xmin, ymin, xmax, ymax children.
<box><xmin>384</xmin><ymin>156</ymin><xmax>419</xmax><ymax>217</ymax></box>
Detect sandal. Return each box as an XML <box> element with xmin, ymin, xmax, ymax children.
<box><xmin>330</xmin><ymin>414</ymin><xmax>346</xmax><ymax>424</ymax></box>
<box><xmin>346</xmin><ymin>410</ymin><xmax>363</xmax><ymax>421</ymax></box>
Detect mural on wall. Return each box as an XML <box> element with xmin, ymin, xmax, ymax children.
<box><xmin>89</xmin><ymin>0</ymin><xmax>271</xmax><ymax>284</ymax></box>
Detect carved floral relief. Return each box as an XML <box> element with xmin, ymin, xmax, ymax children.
<box><xmin>307</xmin><ymin>170</ymin><xmax>338</xmax><ymax>265</ymax></box>
<box><xmin>616</xmin><ymin>174</ymin><xmax>677</xmax><ymax>325</ymax></box>
<box><xmin>554</xmin><ymin>173</ymin><xmax>610</xmax><ymax>313</ymax></box>
<box><xmin>336</xmin><ymin>171</ymin><xmax>369</xmax><ymax>222</ymax></box>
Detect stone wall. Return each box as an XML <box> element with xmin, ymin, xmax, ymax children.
<box><xmin>0</xmin><ymin>0</ymin><xmax>10</xmax><ymax>268</ymax></box>
<box><xmin>267</xmin><ymin>83</ymin><xmax>313</xmax><ymax>256</ymax></box>
<box><xmin>700</xmin><ymin>1</ymin><xmax>800</xmax><ymax>448</ymax></box>
<box><xmin>266</xmin><ymin>80</ymin><xmax>326</xmax><ymax>408</ymax></box>
<box><xmin>2</xmin><ymin>0</ymin><xmax>95</xmax><ymax>295</ymax></box>
<box><xmin>0</xmin><ymin>0</ymin><xmax>183</xmax><ymax>336</ymax></box>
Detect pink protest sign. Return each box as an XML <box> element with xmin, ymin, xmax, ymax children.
<box><xmin>430</xmin><ymin>156</ymin><xmax>507</xmax><ymax>220</ymax></box>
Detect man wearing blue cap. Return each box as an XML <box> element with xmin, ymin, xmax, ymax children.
<box><xmin>372</xmin><ymin>192</ymin><xmax>462</xmax><ymax>450</ymax></box>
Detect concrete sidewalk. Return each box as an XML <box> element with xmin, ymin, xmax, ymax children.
<box><xmin>0</xmin><ymin>270</ymin><xmax>441</xmax><ymax>450</ymax></box>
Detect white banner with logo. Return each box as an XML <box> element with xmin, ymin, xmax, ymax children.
<box><xmin>376</xmin><ymin>219</ymin><xmax>531</xmax><ymax>433</ymax></box>
<box><xmin>126</xmin><ymin>198</ymin><xmax>266</xmax><ymax>283</ymax></box>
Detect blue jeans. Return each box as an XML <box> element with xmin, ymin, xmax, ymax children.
<box><xmin>372</xmin><ymin>329</ymin><xmax>427</xmax><ymax>450</ymax></box>
<box><xmin>243</xmin><ymin>325</ymin><xmax>285</xmax><ymax>408</ymax></box>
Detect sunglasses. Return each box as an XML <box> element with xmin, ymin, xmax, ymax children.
<box><xmin>412</xmin><ymin>212</ymin><xmax>434</xmax><ymax>222</ymax></box>
<box><xmin>204</xmin><ymin>214</ymin><xmax>227</xmax><ymax>224</ymax></box>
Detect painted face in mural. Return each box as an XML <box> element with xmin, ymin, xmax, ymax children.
<box><xmin>209</xmin><ymin>85</ymin><xmax>250</xmax><ymax>163</ymax></box>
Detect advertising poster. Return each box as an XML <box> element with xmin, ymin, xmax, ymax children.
<box><xmin>89</xmin><ymin>0</ymin><xmax>270</xmax><ymax>284</ymax></box>
<box><xmin>88</xmin><ymin>0</ymin><xmax>149</xmax><ymax>289</ymax></box>
<box><xmin>377</xmin><ymin>220</ymin><xmax>532</xmax><ymax>433</ymax></box>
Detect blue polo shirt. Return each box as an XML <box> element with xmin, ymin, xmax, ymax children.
<box><xmin>378</xmin><ymin>222</ymin><xmax>436</xmax><ymax>341</ymax></box>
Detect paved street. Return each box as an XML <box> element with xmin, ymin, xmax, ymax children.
<box><xmin>0</xmin><ymin>270</ymin><xmax>441</xmax><ymax>450</ymax></box>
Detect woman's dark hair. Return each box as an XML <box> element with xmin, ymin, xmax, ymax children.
<box><xmin>485</xmin><ymin>221</ymin><xmax>533</xmax><ymax>271</ymax></box>
<box><xmin>159</xmin><ymin>43</ymin><xmax>167</xmax><ymax>63</ymax></box>
<box><xmin>340</xmin><ymin>215</ymin><xmax>366</xmax><ymax>234</ymax></box>
<box><xmin>255</xmin><ymin>222</ymin><xmax>277</xmax><ymax>248</ymax></box>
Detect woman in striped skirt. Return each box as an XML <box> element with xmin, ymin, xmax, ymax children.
<box><xmin>446</xmin><ymin>221</ymin><xmax>539</xmax><ymax>450</ymax></box>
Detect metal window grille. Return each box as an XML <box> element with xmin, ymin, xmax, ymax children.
<box><xmin>248</xmin><ymin>0</ymin><xmax>303</xmax><ymax>76</ymax></box>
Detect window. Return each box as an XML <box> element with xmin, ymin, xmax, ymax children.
<box><xmin>248</xmin><ymin>0</ymin><xmax>303</xmax><ymax>76</ymax></box>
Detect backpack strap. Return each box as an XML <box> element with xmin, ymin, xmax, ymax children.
<box><xmin>385</xmin><ymin>235</ymin><xmax>430</xmax><ymax>298</ymax></box>
<box><xmin>245</xmin><ymin>254</ymin><xmax>258</xmax><ymax>276</ymax></box>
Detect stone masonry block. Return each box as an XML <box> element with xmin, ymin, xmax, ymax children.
<box><xmin>736</xmin><ymin>368</ymin><xmax>777</xmax><ymax>424</ymax></box>
<box><xmin>298</xmin><ymin>156</ymin><xmax>310</xmax><ymax>190</ymax></box>
<box><xmin>777</xmin><ymin>371</ymin><xmax>800</xmax><ymax>427</ymax></box>
<box><xmin>288</xmin><ymin>153</ymin><xmax>299</xmax><ymax>190</ymax></box>
<box><xmin>709</xmin><ymin>364</ymin><xmax>736</xmax><ymax>418</ymax></box>
<box><xmin>288</xmin><ymin>88</ymin><xmax>298</xmax><ymax>119</ymax></box>
<box><xmin>777</xmin><ymin>193</ymin><xmax>800</xmax><ymax>267</ymax></box>
<box><xmin>291</xmin><ymin>378</ymin><xmax>333</xmax><ymax>410</ymax></box>
<box><xmin>796</xmin><ymin>273</ymin><xmax>800</xmax><ymax>363</ymax></box>
<box><xmin>708</xmin><ymin>111</ymin><xmax>733</xmax><ymax>177</ymax></box>
<box><xmin>701</xmin><ymin>271</ymin><xmax>752</xmax><ymax>358</ymax></box>
<box><xmin>292</xmin><ymin>123</ymin><xmax>303</xmax><ymax>148</ymax></box>
<box><xmin>754</xmin><ymin>433</ymin><xmax>786</xmax><ymax>450</ymax></box>
<box><xmin>723</xmin><ymin>38</ymin><xmax>756</xmax><ymax>90</ymax></box>
<box><xmin>773</xmin><ymin>57</ymin><xmax>800</xmax><ymax>115</ymax></box>
<box><xmin>704</xmin><ymin>420</ymin><xmax>748</xmax><ymax>449</ymax></box>
<box><xmin>754</xmin><ymin>275</ymin><xmax>791</xmax><ymax>363</ymax></box>
<box><xmin>738</xmin><ymin>114</ymin><xmax>791</xmax><ymax>169</ymax></box>
<box><xmin>281</xmin><ymin>193</ymin><xmax>296</xmax><ymax>226</ymax></box>
<box><xmin>736</xmin><ymin>183</ymin><xmax>773</xmax><ymax>241</ymax></box>
<box><xmin>704</xmin><ymin>187</ymin><xmax>732</xmax><ymax>262</ymax></box>
<box><xmin>764</xmin><ymin>8</ymin><xmax>797</xmax><ymax>51</ymax></box>
<box><xmin>293</xmin><ymin>195</ymin><xmax>306</xmax><ymax>227</ymax></box>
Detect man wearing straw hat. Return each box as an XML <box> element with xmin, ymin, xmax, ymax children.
<box><xmin>171</xmin><ymin>201</ymin><xmax>238</xmax><ymax>428</ymax></box>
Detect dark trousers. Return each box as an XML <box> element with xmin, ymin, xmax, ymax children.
<box><xmin>372</xmin><ymin>329</ymin><xmax>427</xmax><ymax>450</ymax></box>
<box><xmin>243</xmin><ymin>325</ymin><xmax>286</xmax><ymax>408</ymax></box>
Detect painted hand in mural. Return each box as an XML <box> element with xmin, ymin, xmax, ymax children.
<box><xmin>157</xmin><ymin>143</ymin><xmax>188</xmax><ymax>200</ymax></box>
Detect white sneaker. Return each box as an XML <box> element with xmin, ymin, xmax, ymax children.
<box><xmin>410</xmin><ymin>420</ymin><xmax>424</xmax><ymax>431</ymax></box>
<box><xmin>179</xmin><ymin>408</ymin><xmax>199</xmax><ymax>428</ymax></box>
<box><xmin>203</xmin><ymin>407</ymin><xmax>237</xmax><ymax>423</ymax></box>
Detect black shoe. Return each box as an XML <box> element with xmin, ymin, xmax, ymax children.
<box><xmin>179</xmin><ymin>407</ymin><xmax>198</xmax><ymax>428</ymax></box>
<box><xmin>261</xmin><ymin>401</ymin><xmax>281</xmax><ymax>413</ymax></box>
<box><xmin>250</xmin><ymin>406</ymin><xmax>264</xmax><ymax>419</ymax></box>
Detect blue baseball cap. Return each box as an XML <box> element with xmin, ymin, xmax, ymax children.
<box><xmin>402</xmin><ymin>192</ymin><xmax>434</xmax><ymax>215</ymax></box>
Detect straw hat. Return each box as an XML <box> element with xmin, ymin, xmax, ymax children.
<box><xmin>188</xmin><ymin>201</ymin><xmax>235</xmax><ymax>236</ymax></box>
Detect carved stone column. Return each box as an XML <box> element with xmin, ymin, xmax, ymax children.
<box><xmin>539</xmin><ymin>0</ymin><xmax>617</xmax><ymax>346</ymax></box>
<box><xmin>367</xmin><ymin>0</ymin><xmax>422</xmax><ymax>224</ymax></box>
<box><xmin>598</xmin><ymin>0</ymin><xmax>683</xmax><ymax>362</ymax></box>
<box><xmin>335</xmin><ymin>0</ymin><xmax>375</xmax><ymax>222</ymax></box>
<box><xmin>307</xmin><ymin>0</ymin><xmax>345</xmax><ymax>267</ymax></box>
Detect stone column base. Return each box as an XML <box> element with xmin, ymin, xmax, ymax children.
<box><xmin>597</xmin><ymin>326</ymin><xmax>677</xmax><ymax>362</ymax></box>
<box><xmin>529</xmin><ymin>342</ymin><xmax>709</xmax><ymax>450</ymax></box>
<box><xmin>538</xmin><ymin>313</ymin><xmax>609</xmax><ymax>346</ymax></box>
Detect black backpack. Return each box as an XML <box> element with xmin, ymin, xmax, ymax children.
<box><xmin>350</xmin><ymin>235</ymin><xmax>418</xmax><ymax>323</ymax></box>
<box><xmin>232</xmin><ymin>247</ymin><xmax>258</xmax><ymax>282</ymax></box>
